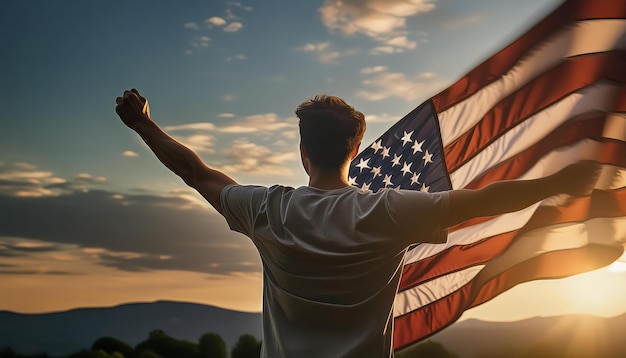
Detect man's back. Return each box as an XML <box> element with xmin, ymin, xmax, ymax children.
<box><xmin>221</xmin><ymin>184</ymin><xmax>449</xmax><ymax>357</ymax></box>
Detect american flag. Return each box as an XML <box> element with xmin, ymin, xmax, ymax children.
<box><xmin>348</xmin><ymin>0</ymin><xmax>626</xmax><ymax>351</ymax></box>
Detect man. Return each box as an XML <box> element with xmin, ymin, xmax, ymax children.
<box><xmin>115</xmin><ymin>89</ymin><xmax>600</xmax><ymax>358</ymax></box>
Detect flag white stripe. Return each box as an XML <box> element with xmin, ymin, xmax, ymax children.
<box><xmin>437</xmin><ymin>19</ymin><xmax>626</xmax><ymax>146</ymax></box>
<box><xmin>396</xmin><ymin>216</ymin><xmax>626</xmax><ymax>317</ymax></box>
<box><xmin>394</xmin><ymin>265</ymin><xmax>484</xmax><ymax>317</ymax></box>
<box><xmin>449</xmin><ymin>82</ymin><xmax>620</xmax><ymax>189</ymax></box>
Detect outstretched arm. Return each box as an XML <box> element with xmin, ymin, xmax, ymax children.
<box><xmin>115</xmin><ymin>89</ymin><xmax>236</xmax><ymax>214</ymax></box>
<box><xmin>444</xmin><ymin>160</ymin><xmax>602</xmax><ymax>228</ymax></box>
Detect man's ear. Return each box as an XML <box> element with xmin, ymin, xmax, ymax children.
<box><xmin>300</xmin><ymin>142</ymin><xmax>310</xmax><ymax>175</ymax></box>
<box><xmin>350</xmin><ymin>142</ymin><xmax>361</xmax><ymax>159</ymax></box>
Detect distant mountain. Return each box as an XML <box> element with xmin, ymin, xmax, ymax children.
<box><xmin>2</xmin><ymin>301</ymin><xmax>625</xmax><ymax>357</ymax></box>
<box><xmin>423</xmin><ymin>313</ymin><xmax>626</xmax><ymax>358</ymax></box>
<box><xmin>0</xmin><ymin>301</ymin><xmax>262</xmax><ymax>356</ymax></box>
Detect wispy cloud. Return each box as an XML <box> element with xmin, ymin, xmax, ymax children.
<box><xmin>355</xmin><ymin>66</ymin><xmax>447</xmax><ymax>102</ymax></box>
<box><xmin>218</xmin><ymin>140</ymin><xmax>298</xmax><ymax>175</ymax></box>
<box><xmin>224</xmin><ymin>22</ymin><xmax>243</xmax><ymax>32</ymax></box>
<box><xmin>0</xmin><ymin>162</ymin><xmax>106</xmax><ymax>197</ymax></box>
<box><xmin>122</xmin><ymin>150</ymin><xmax>139</xmax><ymax>157</ymax></box>
<box><xmin>319</xmin><ymin>0</ymin><xmax>434</xmax><ymax>53</ymax></box>
<box><xmin>299</xmin><ymin>41</ymin><xmax>358</xmax><ymax>64</ymax></box>
<box><xmin>226</xmin><ymin>54</ymin><xmax>247</xmax><ymax>62</ymax></box>
<box><xmin>172</xmin><ymin>134</ymin><xmax>216</xmax><ymax>154</ymax></box>
<box><xmin>164</xmin><ymin>113</ymin><xmax>294</xmax><ymax>135</ymax></box>
<box><xmin>205</xmin><ymin>16</ymin><xmax>227</xmax><ymax>27</ymax></box>
<box><xmin>227</xmin><ymin>2</ymin><xmax>253</xmax><ymax>12</ymax></box>
<box><xmin>164</xmin><ymin>113</ymin><xmax>297</xmax><ymax>158</ymax></box>
<box><xmin>184</xmin><ymin>22</ymin><xmax>200</xmax><ymax>30</ymax></box>
<box><xmin>191</xmin><ymin>36</ymin><xmax>210</xmax><ymax>48</ymax></box>
<box><xmin>441</xmin><ymin>13</ymin><xmax>485</xmax><ymax>30</ymax></box>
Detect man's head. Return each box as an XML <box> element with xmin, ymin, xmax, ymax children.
<box><xmin>296</xmin><ymin>95</ymin><xmax>366</xmax><ymax>170</ymax></box>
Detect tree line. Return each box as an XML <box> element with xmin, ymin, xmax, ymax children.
<box><xmin>1</xmin><ymin>328</ymin><xmax>464</xmax><ymax>358</ymax></box>
<box><xmin>0</xmin><ymin>329</ymin><xmax>260</xmax><ymax>358</ymax></box>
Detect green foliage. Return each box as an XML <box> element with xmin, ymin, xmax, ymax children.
<box><xmin>135</xmin><ymin>350</ymin><xmax>162</xmax><ymax>358</ymax></box>
<box><xmin>68</xmin><ymin>349</ymin><xmax>121</xmax><ymax>358</ymax></box>
<box><xmin>231</xmin><ymin>334</ymin><xmax>261</xmax><ymax>358</ymax></box>
<box><xmin>135</xmin><ymin>329</ymin><xmax>199</xmax><ymax>358</ymax></box>
<box><xmin>198</xmin><ymin>333</ymin><xmax>227</xmax><ymax>358</ymax></box>
<box><xmin>395</xmin><ymin>339</ymin><xmax>458</xmax><ymax>358</ymax></box>
<box><xmin>91</xmin><ymin>336</ymin><xmax>133</xmax><ymax>358</ymax></box>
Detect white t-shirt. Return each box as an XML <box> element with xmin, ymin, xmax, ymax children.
<box><xmin>220</xmin><ymin>184</ymin><xmax>449</xmax><ymax>358</ymax></box>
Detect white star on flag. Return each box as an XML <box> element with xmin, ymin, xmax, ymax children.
<box><xmin>401</xmin><ymin>162</ymin><xmax>413</xmax><ymax>176</ymax></box>
<box><xmin>411</xmin><ymin>140</ymin><xmax>424</xmax><ymax>154</ymax></box>
<box><xmin>400</xmin><ymin>131</ymin><xmax>413</xmax><ymax>146</ymax></box>
<box><xmin>355</xmin><ymin>158</ymin><xmax>370</xmax><ymax>172</ymax></box>
<box><xmin>371</xmin><ymin>140</ymin><xmax>383</xmax><ymax>153</ymax></box>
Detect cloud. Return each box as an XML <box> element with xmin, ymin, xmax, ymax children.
<box><xmin>360</xmin><ymin>65</ymin><xmax>388</xmax><ymax>74</ymax></box>
<box><xmin>365</xmin><ymin>113</ymin><xmax>397</xmax><ymax>123</ymax></box>
<box><xmin>319</xmin><ymin>0</ymin><xmax>434</xmax><ymax>53</ymax></box>
<box><xmin>218</xmin><ymin>140</ymin><xmax>298</xmax><ymax>175</ymax></box>
<box><xmin>441</xmin><ymin>13</ymin><xmax>485</xmax><ymax>30</ymax></box>
<box><xmin>172</xmin><ymin>134</ymin><xmax>216</xmax><ymax>154</ymax></box>
<box><xmin>162</xmin><ymin>115</ymin><xmax>299</xmax><ymax>175</ymax></box>
<box><xmin>73</xmin><ymin>173</ymin><xmax>107</xmax><ymax>185</ymax></box>
<box><xmin>206</xmin><ymin>17</ymin><xmax>227</xmax><ymax>27</ymax></box>
<box><xmin>224</xmin><ymin>22</ymin><xmax>244</xmax><ymax>32</ymax></box>
<box><xmin>165</xmin><ymin>113</ymin><xmax>294</xmax><ymax>135</ymax></box>
<box><xmin>0</xmin><ymin>162</ymin><xmax>106</xmax><ymax>197</ymax></box>
<box><xmin>298</xmin><ymin>41</ymin><xmax>348</xmax><ymax>64</ymax></box>
<box><xmin>0</xmin><ymin>185</ymin><xmax>260</xmax><ymax>276</ymax></box>
<box><xmin>164</xmin><ymin>123</ymin><xmax>217</xmax><ymax>131</ymax></box>
<box><xmin>122</xmin><ymin>150</ymin><xmax>139</xmax><ymax>157</ymax></box>
<box><xmin>355</xmin><ymin>66</ymin><xmax>448</xmax><ymax>102</ymax></box>
<box><xmin>191</xmin><ymin>36</ymin><xmax>211</xmax><ymax>48</ymax></box>
<box><xmin>226</xmin><ymin>54</ymin><xmax>247</xmax><ymax>62</ymax></box>
<box><xmin>184</xmin><ymin>22</ymin><xmax>200</xmax><ymax>30</ymax></box>
<box><xmin>227</xmin><ymin>2</ymin><xmax>253</xmax><ymax>12</ymax></box>
<box><xmin>223</xmin><ymin>113</ymin><xmax>293</xmax><ymax>133</ymax></box>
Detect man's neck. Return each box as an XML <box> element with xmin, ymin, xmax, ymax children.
<box><xmin>307</xmin><ymin>165</ymin><xmax>351</xmax><ymax>190</ymax></box>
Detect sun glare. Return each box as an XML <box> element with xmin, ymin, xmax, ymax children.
<box><xmin>607</xmin><ymin>260</ymin><xmax>626</xmax><ymax>273</ymax></box>
<box><xmin>560</xmin><ymin>267</ymin><xmax>625</xmax><ymax>312</ymax></box>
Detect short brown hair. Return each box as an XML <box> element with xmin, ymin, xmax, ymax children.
<box><xmin>296</xmin><ymin>95</ymin><xmax>366</xmax><ymax>169</ymax></box>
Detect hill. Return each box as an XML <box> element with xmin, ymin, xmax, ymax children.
<box><xmin>426</xmin><ymin>313</ymin><xmax>626</xmax><ymax>357</ymax></box>
<box><xmin>0</xmin><ymin>301</ymin><xmax>262</xmax><ymax>356</ymax></box>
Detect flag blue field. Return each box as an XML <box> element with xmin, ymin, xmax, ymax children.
<box><xmin>348</xmin><ymin>0</ymin><xmax>626</xmax><ymax>350</ymax></box>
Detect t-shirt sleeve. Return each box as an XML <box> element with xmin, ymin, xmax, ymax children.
<box><xmin>220</xmin><ymin>184</ymin><xmax>268</xmax><ymax>237</ymax></box>
<box><xmin>387</xmin><ymin>189</ymin><xmax>450</xmax><ymax>245</ymax></box>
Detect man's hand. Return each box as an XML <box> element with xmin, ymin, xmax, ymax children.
<box><xmin>552</xmin><ymin>160</ymin><xmax>602</xmax><ymax>197</ymax></box>
<box><xmin>115</xmin><ymin>88</ymin><xmax>151</xmax><ymax>129</ymax></box>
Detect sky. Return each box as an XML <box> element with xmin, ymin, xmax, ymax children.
<box><xmin>1</xmin><ymin>0</ymin><xmax>625</xmax><ymax>323</ymax></box>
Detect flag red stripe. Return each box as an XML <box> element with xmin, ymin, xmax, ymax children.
<box><xmin>398</xmin><ymin>186</ymin><xmax>626</xmax><ymax>291</ymax></box>
<box><xmin>394</xmin><ymin>243</ymin><xmax>623</xmax><ymax>350</ymax></box>
<box><xmin>431</xmin><ymin>0</ymin><xmax>626</xmax><ymax>113</ymax></box>
<box><xmin>601</xmin><ymin>140</ymin><xmax>626</xmax><ymax>168</ymax></box>
<box><xmin>615</xmin><ymin>85</ymin><xmax>626</xmax><ymax>111</ymax></box>
<box><xmin>443</xmin><ymin>52</ymin><xmax>626</xmax><ymax>172</ymax></box>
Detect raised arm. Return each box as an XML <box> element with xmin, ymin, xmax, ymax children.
<box><xmin>444</xmin><ymin>160</ymin><xmax>602</xmax><ymax>228</ymax></box>
<box><xmin>115</xmin><ymin>89</ymin><xmax>236</xmax><ymax>214</ymax></box>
